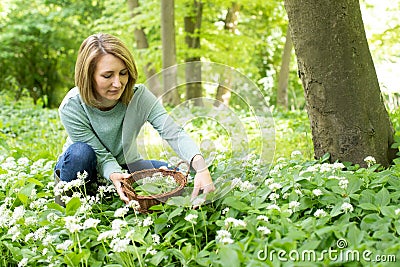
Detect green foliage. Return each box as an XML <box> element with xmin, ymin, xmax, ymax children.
<box><xmin>0</xmin><ymin>99</ymin><xmax>399</xmax><ymax>266</ymax></box>
<box><xmin>0</xmin><ymin>0</ymin><xmax>105</xmax><ymax>107</ymax></box>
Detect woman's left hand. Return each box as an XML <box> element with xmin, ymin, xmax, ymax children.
<box><xmin>191</xmin><ymin>169</ymin><xmax>215</xmax><ymax>200</ymax></box>
<box><xmin>190</xmin><ymin>155</ymin><xmax>215</xmax><ymax>203</ymax></box>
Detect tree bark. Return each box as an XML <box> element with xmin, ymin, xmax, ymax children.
<box><xmin>184</xmin><ymin>0</ymin><xmax>203</xmax><ymax>106</ymax></box>
<box><xmin>127</xmin><ymin>0</ymin><xmax>163</xmax><ymax>97</ymax></box>
<box><xmin>276</xmin><ymin>29</ymin><xmax>292</xmax><ymax>109</ymax></box>
<box><xmin>284</xmin><ymin>0</ymin><xmax>396</xmax><ymax>167</ymax></box>
<box><xmin>215</xmin><ymin>2</ymin><xmax>240</xmax><ymax>107</ymax></box>
<box><xmin>160</xmin><ymin>0</ymin><xmax>180</xmax><ymax>105</ymax></box>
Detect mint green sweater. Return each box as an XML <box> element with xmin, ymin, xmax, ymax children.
<box><xmin>59</xmin><ymin>84</ymin><xmax>200</xmax><ymax>180</ymax></box>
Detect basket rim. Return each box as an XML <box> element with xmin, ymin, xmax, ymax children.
<box><xmin>121</xmin><ymin>161</ymin><xmax>189</xmax><ymax>200</ymax></box>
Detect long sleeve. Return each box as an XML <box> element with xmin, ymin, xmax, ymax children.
<box><xmin>132</xmin><ymin>85</ymin><xmax>201</xmax><ymax>162</ymax></box>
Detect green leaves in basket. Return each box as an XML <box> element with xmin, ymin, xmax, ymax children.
<box><xmin>133</xmin><ymin>172</ymin><xmax>179</xmax><ymax>196</ymax></box>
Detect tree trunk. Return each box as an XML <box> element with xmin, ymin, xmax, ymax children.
<box><xmin>215</xmin><ymin>2</ymin><xmax>240</xmax><ymax>107</ymax></box>
<box><xmin>184</xmin><ymin>0</ymin><xmax>203</xmax><ymax>106</ymax></box>
<box><xmin>160</xmin><ymin>0</ymin><xmax>180</xmax><ymax>105</ymax></box>
<box><xmin>127</xmin><ymin>0</ymin><xmax>163</xmax><ymax>98</ymax></box>
<box><xmin>276</xmin><ymin>29</ymin><xmax>292</xmax><ymax>109</ymax></box>
<box><xmin>284</xmin><ymin>0</ymin><xmax>396</xmax><ymax>167</ymax></box>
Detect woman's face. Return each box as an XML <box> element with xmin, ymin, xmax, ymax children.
<box><xmin>93</xmin><ymin>53</ymin><xmax>129</xmax><ymax>109</ymax></box>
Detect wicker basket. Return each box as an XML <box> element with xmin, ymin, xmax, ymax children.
<box><xmin>120</xmin><ymin>161</ymin><xmax>189</xmax><ymax>213</ymax></box>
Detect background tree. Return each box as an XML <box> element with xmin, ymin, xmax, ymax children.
<box><xmin>184</xmin><ymin>0</ymin><xmax>203</xmax><ymax>105</ymax></box>
<box><xmin>214</xmin><ymin>2</ymin><xmax>240</xmax><ymax>107</ymax></box>
<box><xmin>276</xmin><ymin>29</ymin><xmax>292</xmax><ymax>109</ymax></box>
<box><xmin>127</xmin><ymin>0</ymin><xmax>162</xmax><ymax>97</ymax></box>
<box><xmin>284</xmin><ymin>0</ymin><xmax>397</xmax><ymax>166</ymax></box>
<box><xmin>160</xmin><ymin>0</ymin><xmax>180</xmax><ymax>105</ymax></box>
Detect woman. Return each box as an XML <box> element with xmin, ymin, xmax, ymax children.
<box><xmin>55</xmin><ymin>33</ymin><xmax>214</xmax><ymax>204</ymax></box>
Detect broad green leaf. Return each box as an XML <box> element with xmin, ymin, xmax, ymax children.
<box><xmin>222</xmin><ymin>196</ymin><xmax>249</xmax><ymax>211</ymax></box>
<box><xmin>66</xmin><ymin>197</ymin><xmax>81</xmax><ymax>215</ymax></box>
<box><xmin>380</xmin><ymin>206</ymin><xmax>397</xmax><ymax>218</ymax></box>
<box><xmin>218</xmin><ymin>246</ymin><xmax>240</xmax><ymax>267</ymax></box>
<box><xmin>150</xmin><ymin>251</ymin><xmax>166</xmax><ymax>266</ymax></box>
<box><xmin>17</xmin><ymin>182</ymin><xmax>36</xmax><ymax>205</ymax></box>
<box><xmin>375</xmin><ymin>188</ymin><xmax>390</xmax><ymax>208</ymax></box>
<box><xmin>358</xmin><ymin>203</ymin><xmax>378</xmax><ymax>211</ymax></box>
<box><xmin>168</xmin><ymin>207</ymin><xmax>184</xmax><ymax>221</ymax></box>
<box><xmin>299</xmin><ymin>240</ymin><xmax>320</xmax><ymax>251</ymax></box>
<box><xmin>346</xmin><ymin>176</ymin><xmax>362</xmax><ymax>194</ymax></box>
<box><xmin>359</xmin><ymin>189</ymin><xmax>375</xmax><ymax>204</ymax></box>
<box><xmin>346</xmin><ymin>224</ymin><xmax>363</xmax><ymax>247</ymax></box>
<box><xmin>26</xmin><ymin>178</ymin><xmax>44</xmax><ymax>187</ymax></box>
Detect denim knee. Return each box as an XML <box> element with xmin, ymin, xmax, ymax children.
<box><xmin>67</xmin><ymin>142</ymin><xmax>97</xmax><ymax>165</ymax></box>
<box><xmin>56</xmin><ymin>142</ymin><xmax>97</xmax><ymax>182</ymax></box>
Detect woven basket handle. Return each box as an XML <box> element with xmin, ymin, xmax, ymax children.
<box><xmin>173</xmin><ymin>161</ymin><xmax>190</xmax><ymax>178</ymax></box>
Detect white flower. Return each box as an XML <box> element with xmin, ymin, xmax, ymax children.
<box><xmin>46</xmin><ymin>213</ymin><xmax>59</xmax><ymax>224</ymax></box>
<box><xmin>114</xmin><ymin>207</ymin><xmax>129</xmax><ymax>218</ymax></box>
<box><xmin>294</xmin><ymin>189</ymin><xmax>303</xmax><ymax>196</ymax></box>
<box><xmin>77</xmin><ymin>171</ymin><xmax>88</xmax><ymax>180</ymax></box>
<box><xmin>224</xmin><ymin>217</ymin><xmax>246</xmax><ymax>228</ymax></box>
<box><xmin>314</xmin><ymin>209</ymin><xmax>327</xmax><ymax>218</ymax></box>
<box><xmin>152</xmin><ymin>234</ymin><xmax>160</xmax><ymax>245</ymax></box>
<box><xmin>12</xmin><ymin>206</ymin><xmax>25</xmax><ymax>221</ymax></box>
<box><xmin>257</xmin><ymin>226</ymin><xmax>271</xmax><ymax>235</ymax></box>
<box><xmin>320</xmin><ymin>163</ymin><xmax>332</xmax><ymax>172</ymax></box>
<box><xmin>267</xmin><ymin>204</ymin><xmax>281</xmax><ymax>211</ymax></box>
<box><xmin>364</xmin><ymin>156</ymin><xmax>376</xmax><ymax>167</ymax></box>
<box><xmin>127</xmin><ymin>200</ymin><xmax>140</xmax><ymax>211</ymax></box>
<box><xmin>18</xmin><ymin>258</ymin><xmax>28</xmax><ymax>267</ymax></box>
<box><xmin>42</xmin><ymin>234</ymin><xmax>57</xmax><ymax>246</ymax></box>
<box><xmin>25</xmin><ymin>233</ymin><xmax>34</xmax><ymax>242</ymax></box>
<box><xmin>341</xmin><ymin>202</ymin><xmax>354</xmax><ymax>213</ymax></box>
<box><xmin>338</xmin><ymin>179</ymin><xmax>349</xmax><ymax>189</ymax></box>
<box><xmin>97</xmin><ymin>230</ymin><xmax>119</xmax><ymax>241</ymax></box>
<box><xmin>184</xmin><ymin>214</ymin><xmax>198</xmax><ymax>224</ymax></box>
<box><xmin>83</xmin><ymin>218</ymin><xmax>101</xmax><ymax>229</ymax></box>
<box><xmin>17</xmin><ymin>157</ymin><xmax>29</xmax><ymax>166</ymax></box>
<box><xmin>216</xmin><ymin>230</ymin><xmax>234</xmax><ymax>244</ymax></box>
<box><xmin>56</xmin><ymin>240</ymin><xmax>73</xmax><ymax>251</ymax></box>
<box><xmin>110</xmin><ymin>238</ymin><xmax>130</xmax><ymax>253</ymax></box>
<box><xmin>268</xmin><ymin>193</ymin><xmax>280</xmax><ymax>201</ymax></box>
<box><xmin>34</xmin><ymin>227</ymin><xmax>47</xmax><ymax>241</ymax></box>
<box><xmin>256</xmin><ymin>215</ymin><xmax>269</xmax><ymax>222</ymax></box>
<box><xmin>146</xmin><ymin>246</ymin><xmax>157</xmax><ymax>256</ymax></box>
<box><xmin>8</xmin><ymin>226</ymin><xmax>21</xmax><ymax>241</ymax></box>
<box><xmin>64</xmin><ymin>216</ymin><xmax>82</xmax><ymax>233</ymax></box>
<box><xmin>222</xmin><ymin>207</ymin><xmax>230</xmax><ymax>215</ymax></box>
<box><xmin>289</xmin><ymin>201</ymin><xmax>300</xmax><ymax>209</ymax></box>
<box><xmin>268</xmin><ymin>183</ymin><xmax>282</xmax><ymax>191</ymax></box>
<box><xmin>395</xmin><ymin>208</ymin><xmax>400</xmax><ymax>216</ymax></box>
<box><xmin>312</xmin><ymin>189</ymin><xmax>323</xmax><ymax>196</ymax></box>
<box><xmin>264</xmin><ymin>178</ymin><xmax>274</xmax><ymax>185</ymax></box>
<box><xmin>142</xmin><ymin>217</ymin><xmax>154</xmax><ymax>227</ymax></box>
<box><xmin>332</xmin><ymin>162</ymin><xmax>345</xmax><ymax>170</ymax></box>
<box><xmin>291</xmin><ymin>150</ymin><xmax>302</xmax><ymax>158</ymax></box>
<box><xmin>239</xmin><ymin>180</ymin><xmax>256</xmax><ymax>191</ymax></box>
<box><xmin>112</xmin><ymin>219</ymin><xmax>127</xmax><ymax>231</ymax></box>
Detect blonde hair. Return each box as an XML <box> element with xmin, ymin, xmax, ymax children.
<box><xmin>75</xmin><ymin>33</ymin><xmax>138</xmax><ymax>107</ymax></box>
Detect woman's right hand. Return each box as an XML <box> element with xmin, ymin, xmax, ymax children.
<box><xmin>110</xmin><ymin>172</ymin><xmax>131</xmax><ymax>204</ymax></box>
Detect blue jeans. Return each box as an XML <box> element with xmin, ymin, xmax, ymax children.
<box><xmin>55</xmin><ymin>142</ymin><xmax>168</xmax><ymax>182</ymax></box>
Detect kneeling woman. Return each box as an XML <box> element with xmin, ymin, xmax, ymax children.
<box><xmin>55</xmin><ymin>33</ymin><xmax>215</xmax><ymax>204</ymax></box>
